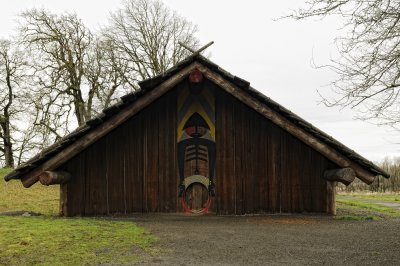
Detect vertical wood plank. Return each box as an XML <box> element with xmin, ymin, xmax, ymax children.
<box><xmin>62</xmin><ymin>153</ymin><xmax>85</xmax><ymax>216</ymax></box>
<box><xmin>145</xmin><ymin>101</ymin><xmax>159</xmax><ymax>212</ymax></box>
<box><xmin>106</xmin><ymin>126</ymin><xmax>125</xmax><ymax>214</ymax></box>
<box><xmin>83</xmin><ymin>138</ymin><xmax>107</xmax><ymax>215</ymax></box>
<box><xmin>216</xmin><ymin>89</ymin><xmax>235</xmax><ymax>214</ymax></box>
<box><xmin>233</xmin><ymin>101</ymin><xmax>244</xmax><ymax>214</ymax></box>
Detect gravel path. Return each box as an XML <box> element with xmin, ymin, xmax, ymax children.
<box><xmin>133</xmin><ymin>214</ymin><xmax>400</xmax><ymax>266</ymax></box>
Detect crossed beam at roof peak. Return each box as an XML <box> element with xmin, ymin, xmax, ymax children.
<box><xmin>179</xmin><ymin>41</ymin><xmax>214</xmax><ymax>56</ymax></box>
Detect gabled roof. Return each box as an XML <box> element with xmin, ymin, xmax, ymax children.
<box><xmin>5</xmin><ymin>54</ymin><xmax>389</xmax><ymax>187</ymax></box>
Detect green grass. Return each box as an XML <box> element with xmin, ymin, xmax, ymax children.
<box><xmin>336</xmin><ymin>194</ymin><xmax>400</xmax><ymax>220</ymax></box>
<box><xmin>344</xmin><ymin>193</ymin><xmax>400</xmax><ymax>203</ymax></box>
<box><xmin>334</xmin><ymin>215</ymin><xmax>376</xmax><ymax>221</ymax></box>
<box><xmin>0</xmin><ymin>168</ymin><xmax>159</xmax><ymax>265</ymax></box>
<box><xmin>0</xmin><ymin>168</ymin><xmax>59</xmax><ymax>215</ymax></box>
<box><xmin>0</xmin><ymin>216</ymin><xmax>158</xmax><ymax>265</ymax></box>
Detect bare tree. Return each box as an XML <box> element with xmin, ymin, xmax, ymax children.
<box><xmin>288</xmin><ymin>1</ymin><xmax>400</xmax><ymax>126</ymax></box>
<box><xmin>0</xmin><ymin>39</ymin><xmax>28</xmax><ymax>168</ymax></box>
<box><xmin>84</xmin><ymin>38</ymin><xmax>129</xmax><ymax>112</ymax></box>
<box><xmin>19</xmin><ymin>9</ymin><xmax>94</xmax><ymax>127</ymax></box>
<box><xmin>105</xmin><ymin>0</ymin><xmax>200</xmax><ymax>87</ymax></box>
<box><xmin>11</xmin><ymin>3</ymin><xmax>200</xmax><ymax>164</ymax></box>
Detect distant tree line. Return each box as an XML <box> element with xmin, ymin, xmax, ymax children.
<box><xmin>338</xmin><ymin>157</ymin><xmax>400</xmax><ymax>192</ymax></box>
<box><xmin>0</xmin><ymin>0</ymin><xmax>199</xmax><ymax>168</ymax></box>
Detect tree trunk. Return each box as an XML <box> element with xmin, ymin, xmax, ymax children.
<box><xmin>1</xmin><ymin>114</ymin><xmax>14</xmax><ymax>168</ymax></box>
<box><xmin>1</xmin><ymin>67</ymin><xmax>15</xmax><ymax>168</ymax></box>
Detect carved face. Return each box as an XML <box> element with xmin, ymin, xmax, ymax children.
<box><xmin>185</xmin><ymin>126</ymin><xmax>208</xmax><ymax>138</ymax></box>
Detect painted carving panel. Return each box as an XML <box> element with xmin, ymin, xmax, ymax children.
<box><xmin>177</xmin><ymin>70</ymin><xmax>215</xmax><ymax>213</ymax></box>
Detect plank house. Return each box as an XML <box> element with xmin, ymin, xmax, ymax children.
<box><xmin>4</xmin><ymin>54</ymin><xmax>389</xmax><ymax>216</ymax></box>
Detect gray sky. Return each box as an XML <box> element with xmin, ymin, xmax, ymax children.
<box><xmin>1</xmin><ymin>0</ymin><xmax>399</xmax><ymax>161</ymax></box>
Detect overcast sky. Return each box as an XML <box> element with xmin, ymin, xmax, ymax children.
<box><xmin>1</xmin><ymin>0</ymin><xmax>399</xmax><ymax>162</ymax></box>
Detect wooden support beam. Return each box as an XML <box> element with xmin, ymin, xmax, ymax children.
<box><xmin>20</xmin><ymin>63</ymin><xmax>199</xmax><ymax>188</ymax></box>
<box><xmin>326</xmin><ymin>181</ymin><xmax>337</xmax><ymax>215</ymax></box>
<box><xmin>60</xmin><ymin>184</ymin><xmax>68</xmax><ymax>216</ymax></box>
<box><xmin>196</xmin><ymin>64</ymin><xmax>377</xmax><ymax>185</ymax></box>
<box><xmin>39</xmin><ymin>171</ymin><xmax>71</xmax><ymax>186</ymax></box>
<box><xmin>324</xmin><ymin>168</ymin><xmax>356</xmax><ymax>186</ymax></box>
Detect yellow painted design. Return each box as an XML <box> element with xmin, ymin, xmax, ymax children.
<box><xmin>177</xmin><ymin>84</ymin><xmax>215</xmax><ymax>141</ymax></box>
<box><xmin>177</xmin><ymin>102</ymin><xmax>215</xmax><ymax>141</ymax></box>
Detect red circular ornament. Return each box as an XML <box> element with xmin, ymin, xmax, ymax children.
<box><xmin>189</xmin><ymin>69</ymin><xmax>203</xmax><ymax>83</ymax></box>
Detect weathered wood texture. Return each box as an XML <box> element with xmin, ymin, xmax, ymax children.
<box><xmin>215</xmin><ymin>89</ymin><xmax>338</xmax><ymax>214</ymax></box>
<box><xmin>38</xmin><ymin>171</ymin><xmax>71</xmax><ymax>186</ymax></box>
<box><xmin>58</xmin><ymin>81</ymin><xmax>338</xmax><ymax>216</ymax></box>
<box><xmin>326</xmin><ymin>181</ymin><xmax>337</xmax><ymax>215</ymax></box>
<box><xmin>59</xmin><ymin>89</ymin><xmax>179</xmax><ymax>216</ymax></box>
<box><xmin>324</xmin><ymin>168</ymin><xmax>355</xmax><ymax>186</ymax></box>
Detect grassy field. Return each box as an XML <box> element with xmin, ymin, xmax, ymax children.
<box><xmin>0</xmin><ymin>168</ymin><xmax>158</xmax><ymax>265</ymax></box>
<box><xmin>0</xmin><ymin>168</ymin><xmax>59</xmax><ymax>215</ymax></box>
<box><xmin>339</xmin><ymin>192</ymin><xmax>400</xmax><ymax>202</ymax></box>
<box><xmin>336</xmin><ymin>192</ymin><xmax>400</xmax><ymax>220</ymax></box>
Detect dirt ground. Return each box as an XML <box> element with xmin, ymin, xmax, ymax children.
<box><xmin>132</xmin><ymin>214</ymin><xmax>400</xmax><ymax>266</ymax></box>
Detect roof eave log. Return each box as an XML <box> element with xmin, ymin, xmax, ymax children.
<box><xmin>39</xmin><ymin>171</ymin><xmax>71</xmax><ymax>186</ymax></box>
<box><xmin>196</xmin><ymin>64</ymin><xmax>377</xmax><ymax>185</ymax></box>
<box><xmin>323</xmin><ymin>168</ymin><xmax>356</xmax><ymax>186</ymax></box>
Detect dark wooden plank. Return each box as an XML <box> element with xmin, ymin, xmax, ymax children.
<box><xmin>233</xmin><ymin>100</ymin><xmax>244</xmax><ymax>215</ymax></box>
<box><xmin>158</xmin><ymin>97</ymin><xmax>167</xmax><ymax>212</ymax></box>
<box><xmin>244</xmin><ymin>106</ymin><xmax>256</xmax><ymax>213</ymax></box>
<box><xmin>122</xmin><ymin>118</ymin><xmax>134</xmax><ymax>213</ymax></box>
<box><xmin>215</xmin><ymin>89</ymin><xmax>224</xmax><ymax>214</ymax></box>
<box><xmin>267</xmin><ymin>123</ymin><xmax>280</xmax><ymax>213</ymax></box>
<box><xmin>106</xmin><ymin>124</ymin><xmax>126</xmax><ymax>214</ymax></box>
<box><xmin>144</xmin><ymin>105</ymin><xmax>159</xmax><ymax>212</ymax></box>
<box><xmin>157</xmin><ymin>94</ymin><xmax>178</xmax><ymax>212</ymax></box>
<box><xmin>84</xmin><ymin>138</ymin><xmax>108</xmax><ymax>215</ymax></box>
<box><xmin>258</xmin><ymin>114</ymin><xmax>269</xmax><ymax>212</ymax></box>
<box><xmin>302</xmin><ymin>148</ymin><xmax>313</xmax><ymax>212</ymax></box>
<box><xmin>216</xmin><ymin>89</ymin><xmax>235</xmax><ymax>214</ymax></box>
<box><xmin>63</xmin><ymin>153</ymin><xmax>85</xmax><ymax>216</ymax></box>
<box><xmin>167</xmin><ymin>91</ymin><xmax>178</xmax><ymax>212</ymax></box>
<box><xmin>132</xmin><ymin>114</ymin><xmax>145</xmax><ymax>212</ymax></box>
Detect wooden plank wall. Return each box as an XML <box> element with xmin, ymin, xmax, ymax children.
<box><xmin>59</xmin><ymin>82</ymin><xmax>337</xmax><ymax>216</ymax></box>
<box><xmin>215</xmin><ymin>89</ymin><xmax>338</xmax><ymax>214</ymax></box>
<box><xmin>60</xmin><ymin>90</ymin><xmax>179</xmax><ymax>216</ymax></box>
